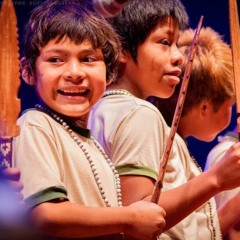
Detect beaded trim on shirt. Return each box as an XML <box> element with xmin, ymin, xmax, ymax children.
<box><xmin>103</xmin><ymin>89</ymin><xmax>133</xmax><ymax>97</ymax></box>
<box><xmin>190</xmin><ymin>154</ymin><xmax>222</xmax><ymax>240</ymax></box>
<box><xmin>35</xmin><ymin>104</ymin><xmax>123</xmax><ymax>207</ymax></box>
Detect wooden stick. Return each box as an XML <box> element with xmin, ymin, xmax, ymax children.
<box><xmin>151</xmin><ymin>16</ymin><xmax>204</xmax><ymax>203</ymax></box>
<box><xmin>0</xmin><ymin>0</ymin><xmax>21</xmax><ymax>169</ymax></box>
<box><xmin>229</xmin><ymin>0</ymin><xmax>240</xmax><ymax>140</ymax></box>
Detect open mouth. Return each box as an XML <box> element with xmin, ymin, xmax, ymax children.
<box><xmin>57</xmin><ymin>89</ymin><xmax>89</xmax><ymax>96</ymax></box>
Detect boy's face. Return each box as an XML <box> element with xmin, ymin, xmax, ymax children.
<box><xmin>30</xmin><ymin>37</ymin><xmax>107</xmax><ymax>119</ymax></box>
<box><xmin>192</xmin><ymin>98</ymin><xmax>235</xmax><ymax>142</ymax></box>
<box><xmin>122</xmin><ymin>17</ymin><xmax>183</xmax><ymax>99</ymax></box>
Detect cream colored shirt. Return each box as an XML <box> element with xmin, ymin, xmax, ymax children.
<box><xmin>89</xmin><ymin>93</ymin><xmax>222</xmax><ymax>240</ymax></box>
<box><xmin>13</xmin><ymin>109</ymin><xmax>119</xmax><ymax>208</ymax></box>
<box><xmin>206</xmin><ymin>132</ymin><xmax>240</xmax><ymax>208</ymax></box>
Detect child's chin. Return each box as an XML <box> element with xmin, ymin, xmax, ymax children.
<box><xmin>157</xmin><ymin>91</ymin><xmax>175</xmax><ymax>99</ymax></box>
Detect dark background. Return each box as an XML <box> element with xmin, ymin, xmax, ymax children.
<box><xmin>4</xmin><ymin>0</ymin><xmax>240</xmax><ymax>169</ymax></box>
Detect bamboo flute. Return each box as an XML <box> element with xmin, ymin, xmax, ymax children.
<box><xmin>151</xmin><ymin>16</ymin><xmax>204</xmax><ymax>203</ymax></box>
<box><xmin>229</xmin><ymin>0</ymin><xmax>240</xmax><ymax>140</ymax></box>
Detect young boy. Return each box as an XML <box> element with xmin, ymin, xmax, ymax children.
<box><xmin>152</xmin><ymin>26</ymin><xmax>240</xmax><ymax>238</ymax></box>
<box><xmin>88</xmin><ymin>1</ymin><xmax>240</xmax><ymax>239</ymax></box>
<box><xmin>12</xmin><ymin>0</ymin><xmax>166</xmax><ymax>239</ymax></box>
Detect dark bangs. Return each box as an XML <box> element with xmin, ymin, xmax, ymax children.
<box><xmin>109</xmin><ymin>0</ymin><xmax>189</xmax><ymax>62</ymax></box>
<box><xmin>31</xmin><ymin>6</ymin><xmax>106</xmax><ymax>51</ymax></box>
<box><xmin>22</xmin><ymin>0</ymin><xmax>121</xmax><ymax>82</ymax></box>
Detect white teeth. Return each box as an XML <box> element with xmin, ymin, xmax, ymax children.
<box><xmin>61</xmin><ymin>90</ymin><xmax>86</xmax><ymax>94</ymax></box>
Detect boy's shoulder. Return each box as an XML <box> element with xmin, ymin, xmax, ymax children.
<box><xmin>98</xmin><ymin>93</ymin><xmax>162</xmax><ymax>114</ymax></box>
<box><xmin>17</xmin><ymin>108</ymin><xmax>54</xmax><ymax>127</ymax></box>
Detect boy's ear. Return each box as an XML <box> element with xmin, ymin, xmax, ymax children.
<box><xmin>200</xmin><ymin>100</ymin><xmax>210</xmax><ymax>117</ymax></box>
<box><xmin>106</xmin><ymin>50</ymin><xmax>129</xmax><ymax>84</ymax></box>
<box><xmin>20</xmin><ymin>57</ymin><xmax>35</xmax><ymax>86</ymax></box>
<box><xmin>120</xmin><ymin>50</ymin><xmax>128</xmax><ymax>63</ymax></box>
<box><xmin>106</xmin><ymin>77</ymin><xmax>113</xmax><ymax>85</ymax></box>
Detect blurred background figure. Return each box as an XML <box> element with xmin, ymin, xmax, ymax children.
<box><xmin>206</xmin><ymin>125</ymin><xmax>240</xmax><ymax>240</ymax></box>
<box><xmin>0</xmin><ymin>169</ymin><xmax>35</xmax><ymax>240</ymax></box>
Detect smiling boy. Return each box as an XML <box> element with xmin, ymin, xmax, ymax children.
<box><xmin>12</xmin><ymin>1</ymin><xmax>166</xmax><ymax>239</ymax></box>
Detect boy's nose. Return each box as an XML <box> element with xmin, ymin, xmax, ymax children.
<box><xmin>171</xmin><ymin>47</ymin><xmax>184</xmax><ymax>67</ymax></box>
<box><xmin>64</xmin><ymin>60</ymin><xmax>86</xmax><ymax>82</ymax></box>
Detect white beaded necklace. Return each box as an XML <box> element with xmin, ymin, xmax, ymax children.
<box><xmin>35</xmin><ymin>104</ymin><xmax>122</xmax><ymax>207</ymax></box>
<box><xmin>190</xmin><ymin>154</ymin><xmax>222</xmax><ymax>240</ymax></box>
<box><xmin>103</xmin><ymin>89</ymin><xmax>133</xmax><ymax>97</ymax></box>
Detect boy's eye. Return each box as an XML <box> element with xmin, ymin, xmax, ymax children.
<box><xmin>82</xmin><ymin>56</ymin><xmax>97</xmax><ymax>62</ymax></box>
<box><xmin>49</xmin><ymin>57</ymin><xmax>62</xmax><ymax>63</ymax></box>
<box><xmin>161</xmin><ymin>39</ymin><xmax>171</xmax><ymax>46</ymax></box>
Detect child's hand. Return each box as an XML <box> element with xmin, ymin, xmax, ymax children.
<box><xmin>125</xmin><ymin>200</ymin><xmax>166</xmax><ymax>239</ymax></box>
<box><xmin>211</xmin><ymin>142</ymin><xmax>240</xmax><ymax>191</ymax></box>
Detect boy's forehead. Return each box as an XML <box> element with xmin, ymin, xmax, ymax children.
<box><xmin>48</xmin><ymin>36</ymin><xmax>95</xmax><ymax>48</ymax></box>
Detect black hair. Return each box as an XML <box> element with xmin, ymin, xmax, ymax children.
<box><xmin>109</xmin><ymin>0</ymin><xmax>189</xmax><ymax>62</ymax></box>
